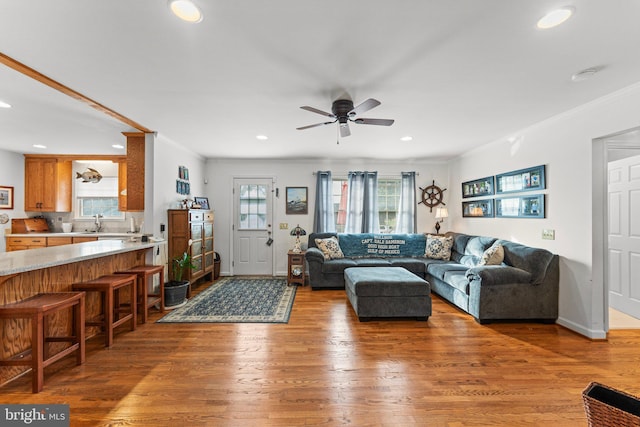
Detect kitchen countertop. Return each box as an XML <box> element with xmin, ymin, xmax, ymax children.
<box><xmin>6</xmin><ymin>232</ymin><xmax>143</xmax><ymax>238</ymax></box>
<box><xmin>0</xmin><ymin>239</ymin><xmax>161</xmax><ymax>276</ymax></box>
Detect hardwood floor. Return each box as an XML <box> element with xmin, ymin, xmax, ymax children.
<box><xmin>2</xmin><ymin>278</ymin><xmax>640</xmax><ymax>426</ymax></box>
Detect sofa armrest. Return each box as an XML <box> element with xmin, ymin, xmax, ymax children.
<box><xmin>305</xmin><ymin>247</ymin><xmax>326</xmax><ymax>263</ymax></box>
<box><xmin>465</xmin><ymin>265</ymin><xmax>532</xmax><ymax>286</ymax></box>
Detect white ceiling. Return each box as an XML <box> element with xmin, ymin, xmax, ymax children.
<box><xmin>1</xmin><ymin>1</ymin><xmax>640</xmax><ymax>161</ymax></box>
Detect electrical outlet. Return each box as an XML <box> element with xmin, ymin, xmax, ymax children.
<box><xmin>542</xmin><ymin>229</ymin><xmax>555</xmax><ymax>240</ymax></box>
<box><xmin>160</xmin><ymin>223</ymin><xmax>165</xmax><ymax>232</ymax></box>
<box><xmin>279</xmin><ymin>223</ymin><xmax>288</xmax><ymax>230</ymax></box>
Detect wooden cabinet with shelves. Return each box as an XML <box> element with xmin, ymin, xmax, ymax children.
<box><xmin>168</xmin><ymin>209</ymin><xmax>214</xmax><ymax>291</ymax></box>
<box><xmin>24</xmin><ymin>157</ymin><xmax>72</xmax><ymax>212</ymax></box>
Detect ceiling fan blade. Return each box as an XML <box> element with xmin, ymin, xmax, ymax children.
<box><xmin>353</xmin><ymin>118</ymin><xmax>395</xmax><ymax>126</ymax></box>
<box><xmin>339</xmin><ymin>123</ymin><xmax>351</xmax><ymax>137</ymax></box>
<box><xmin>349</xmin><ymin>98</ymin><xmax>381</xmax><ymax>116</ymax></box>
<box><xmin>300</xmin><ymin>105</ymin><xmax>334</xmax><ymax>118</ymax></box>
<box><xmin>296</xmin><ymin>121</ymin><xmax>335</xmax><ymax>130</ymax></box>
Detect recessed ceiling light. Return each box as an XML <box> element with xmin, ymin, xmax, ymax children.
<box><xmin>112</xmin><ymin>144</ymin><xmax>125</xmax><ymax>149</ymax></box>
<box><xmin>0</xmin><ymin>100</ymin><xmax>11</xmax><ymax>108</ymax></box>
<box><xmin>571</xmin><ymin>67</ymin><xmax>600</xmax><ymax>82</ymax></box>
<box><xmin>33</xmin><ymin>144</ymin><xmax>47</xmax><ymax>149</ymax></box>
<box><xmin>169</xmin><ymin>0</ymin><xmax>203</xmax><ymax>23</ymax></box>
<box><xmin>400</xmin><ymin>136</ymin><xmax>413</xmax><ymax>142</ymax></box>
<box><xmin>537</xmin><ymin>7</ymin><xmax>574</xmax><ymax>29</ymax></box>
<box><xmin>256</xmin><ymin>135</ymin><xmax>268</xmax><ymax>140</ymax></box>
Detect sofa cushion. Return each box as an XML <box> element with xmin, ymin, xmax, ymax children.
<box><xmin>321</xmin><ymin>258</ymin><xmax>357</xmax><ymax>273</ymax></box>
<box><xmin>426</xmin><ymin>262</ymin><xmax>468</xmax><ymax>281</ymax></box>
<box><xmin>354</xmin><ymin>258</ymin><xmax>392</xmax><ymax>267</ymax></box>
<box><xmin>443</xmin><ymin>270</ymin><xmax>470</xmax><ymax>294</ymax></box>
<box><xmin>315</xmin><ymin>236</ymin><xmax>344</xmax><ymax>260</ymax></box>
<box><xmin>338</xmin><ymin>233</ymin><xmax>427</xmax><ymax>257</ymax></box>
<box><xmin>425</xmin><ymin>234</ymin><xmax>453</xmax><ymax>260</ymax></box>
<box><xmin>308</xmin><ymin>232</ymin><xmax>338</xmax><ymax>248</ymax></box>
<box><xmin>389</xmin><ymin>257</ymin><xmax>428</xmax><ymax>274</ymax></box>
<box><xmin>478</xmin><ymin>243</ymin><xmax>504</xmax><ymax>266</ymax></box>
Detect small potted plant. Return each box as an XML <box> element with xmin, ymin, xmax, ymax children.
<box><xmin>165</xmin><ymin>252</ymin><xmax>196</xmax><ymax>307</ymax></box>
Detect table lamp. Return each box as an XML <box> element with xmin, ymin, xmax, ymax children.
<box><xmin>434</xmin><ymin>207</ymin><xmax>448</xmax><ymax>234</ymax></box>
<box><xmin>290</xmin><ymin>224</ymin><xmax>307</xmax><ymax>253</ymax></box>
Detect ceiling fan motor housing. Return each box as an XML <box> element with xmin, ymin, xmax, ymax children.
<box><xmin>332</xmin><ymin>99</ymin><xmax>355</xmax><ymax>123</ymax></box>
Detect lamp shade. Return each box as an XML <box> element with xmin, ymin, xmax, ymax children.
<box><xmin>290</xmin><ymin>225</ymin><xmax>307</xmax><ymax>237</ymax></box>
<box><xmin>435</xmin><ymin>207</ymin><xmax>449</xmax><ymax>219</ymax></box>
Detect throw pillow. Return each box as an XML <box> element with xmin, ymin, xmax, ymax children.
<box><xmin>425</xmin><ymin>234</ymin><xmax>453</xmax><ymax>260</ymax></box>
<box><xmin>315</xmin><ymin>236</ymin><xmax>344</xmax><ymax>260</ymax></box>
<box><xmin>478</xmin><ymin>243</ymin><xmax>504</xmax><ymax>266</ymax></box>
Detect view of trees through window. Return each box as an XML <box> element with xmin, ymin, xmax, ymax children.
<box><xmin>332</xmin><ymin>178</ymin><xmax>400</xmax><ymax>233</ymax></box>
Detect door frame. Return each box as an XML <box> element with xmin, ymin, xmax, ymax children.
<box><xmin>229</xmin><ymin>175</ymin><xmax>277</xmax><ymax>276</ymax></box>
<box><xmin>593</xmin><ymin>128</ymin><xmax>640</xmax><ymax>336</ymax></box>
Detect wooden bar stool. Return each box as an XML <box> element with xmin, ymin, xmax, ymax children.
<box><xmin>73</xmin><ymin>274</ymin><xmax>137</xmax><ymax>348</ymax></box>
<box><xmin>0</xmin><ymin>292</ymin><xmax>85</xmax><ymax>393</ymax></box>
<box><xmin>116</xmin><ymin>265</ymin><xmax>165</xmax><ymax>323</ymax></box>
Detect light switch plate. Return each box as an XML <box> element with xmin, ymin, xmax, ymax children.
<box><xmin>542</xmin><ymin>229</ymin><xmax>555</xmax><ymax>240</ymax></box>
<box><xmin>279</xmin><ymin>223</ymin><xmax>288</xmax><ymax>230</ymax></box>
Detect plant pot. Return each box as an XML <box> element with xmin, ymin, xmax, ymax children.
<box><xmin>164</xmin><ymin>281</ymin><xmax>189</xmax><ymax>307</ymax></box>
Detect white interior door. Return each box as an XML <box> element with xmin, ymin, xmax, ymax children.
<box><xmin>608</xmin><ymin>155</ymin><xmax>640</xmax><ymax>319</ymax></box>
<box><xmin>233</xmin><ymin>178</ymin><xmax>273</xmax><ymax>275</ymax></box>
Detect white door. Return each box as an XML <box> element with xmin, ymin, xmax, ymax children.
<box><xmin>608</xmin><ymin>155</ymin><xmax>640</xmax><ymax>319</ymax></box>
<box><xmin>233</xmin><ymin>178</ymin><xmax>273</xmax><ymax>275</ymax></box>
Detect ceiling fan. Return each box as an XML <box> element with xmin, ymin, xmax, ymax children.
<box><xmin>296</xmin><ymin>98</ymin><xmax>394</xmax><ymax>137</ymax></box>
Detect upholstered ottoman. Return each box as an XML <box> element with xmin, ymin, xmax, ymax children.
<box><xmin>344</xmin><ymin>267</ymin><xmax>431</xmax><ymax>321</ymax></box>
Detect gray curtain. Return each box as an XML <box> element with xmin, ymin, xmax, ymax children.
<box><xmin>313</xmin><ymin>171</ymin><xmax>335</xmax><ymax>233</ymax></box>
<box><xmin>396</xmin><ymin>171</ymin><xmax>416</xmax><ymax>233</ymax></box>
<box><xmin>345</xmin><ymin>171</ymin><xmax>380</xmax><ymax>233</ymax></box>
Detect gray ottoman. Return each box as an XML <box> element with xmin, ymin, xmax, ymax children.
<box><xmin>344</xmin><ymin>267</ymin><xmax>431</xmax><ymax>321</ymax></box>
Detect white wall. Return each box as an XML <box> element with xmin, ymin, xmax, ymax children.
<box><xmin>151</xmin><ymin>135</ymin><xmax>206</xmax><ymax>239</ymax></box>
<box><xmin>0</xmin><ymin>149</ymin><xmax>26</xmax><ymax>252</ymax></box>
<box><xmin>205</xmin><ymin>158</ymin><xmax>449</xmax><ymax>276</ymax></box>
<box><xmin>448</xmin><ymin>82</ymin><xmax>640</xmax><ymax>338</ymax></box>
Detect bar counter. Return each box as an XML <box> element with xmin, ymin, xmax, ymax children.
<box><xmin>0</xmin><ymin>240</ymin><xmax>163</xmax><ymax>388</ymax></box>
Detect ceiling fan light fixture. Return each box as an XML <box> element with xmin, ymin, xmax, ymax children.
<box><xmin>169</xmin><ymin>0</ymin><xmax>203</xmax><ymax>23</ymax></box>
<box><xmin>537</xmin><ymin>6</ymin><xmax>574</xmax><ymax>29</ymax></box>
<box><xmin>571</xmin><ymin>67</ymin><xmax>599</xmax><ymax>82</ymax></box>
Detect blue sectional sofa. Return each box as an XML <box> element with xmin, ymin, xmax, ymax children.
<box><xmin>305</xmin><ymin>231</ymin><xmax>559</xmax><ymax>323</ymax></box>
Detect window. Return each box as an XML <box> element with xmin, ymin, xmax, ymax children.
<box><xmin>331</xmin><ymin>177</ymin><xmax>401</xmax><ymax>233</ymax></box>
<box><xmin>74</xmin><ymin>161</ymin><xmax>124</xmax><ymax>220</ymax></box>
<box><xmin>238</xmin><ymin>184</ymin><xmax>268</xmax><ymax>229</ymax></box>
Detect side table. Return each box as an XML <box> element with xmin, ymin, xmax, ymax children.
<box><xmin>287</xmin><ymin>250</ymin><xmax>306</xmax><ymax>286</ymax></box>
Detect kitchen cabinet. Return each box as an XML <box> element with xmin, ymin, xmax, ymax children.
<box><xmin>5</xmin><ymin>235</ymin><xmax>97</xmax><ymax>252</ymax></box>
<box><xmin>168</xmin><ymin>209</ymin><xmax>214</xmax><ymax>290</ymax></box>
<box><xmin>24</xmin><ymin>157</ymin><xmax>72</xmax><ymax>212</ymax></box>
<box><xmin>118</xmin><ymin>133</ymin><xmax>145</xmax><ymax>211</ymax></box>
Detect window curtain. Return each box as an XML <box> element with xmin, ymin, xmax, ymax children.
<box><xmin>395</xmin><ymin>171</ymin><xmax>417</xmax><ymax>233</ymax></box>
<box><xmin>312</xmin><ymin>171</ymin><xmax>335</xmax><ymax>233</ymax></box>
<box><xmin>345</xmin><ymin>171</ymin><xmax>380</xmax><ymax>233</ymax></box>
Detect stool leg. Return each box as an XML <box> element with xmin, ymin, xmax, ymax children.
<box><xmin>74</xmin><ymin>297</ymin><xmax>86</xmax><ymax>365</ymax></box>
<box><xmin>32</xmin><ymin>312</ymin><xmax>44</xmax><ymax>393</ymax></box>
<box><xmin>130</xmin><ymin>279</ymin><xmax>137</xmax><ymax>330</ymax></box>
<box><xmin>105</xmin><ymin>288</ymin><xmax>114</xmax><ymax>348</ymax></box>
<box><xmin>159</xmin><ymin>269</ymin><xmax>165</xmax><ymax>313</ymax></box>
<box><xmin>139</xmin><ymin>275</ymin><xmax>147</xmax><ymax>324</ymax></box>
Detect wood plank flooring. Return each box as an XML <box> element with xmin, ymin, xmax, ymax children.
<box><xmin>2</xmin><ymin>278</ymin><xmax>640</xmax><ymax>426</ymax></box>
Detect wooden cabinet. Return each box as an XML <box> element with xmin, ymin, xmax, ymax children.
<box><xmin>5</xmin><ymin>235</ymin><xmax>97</xmax><ymax>252</ymax></box>
<box><xmin>118</xmin><ymin>133</ymin><xmax>145</xmax><ymax>211</ymax></box>
<box><xmin>24</xmin><ymin>157</ymin><xmax>72</xmax><ymax>212</ymax></box>
<box><xmin>168</xmin><ymin>209</ymin><xmax>214</xmax><ymax>288</ymax></box>
<box><xmin>6</xmin><ymin>236</ymin><xmax>47</xmax><ymax>251</ymax></box>
<box><xmin>287</xmin><ymin>250</ymin><xmax>306</xmax><ymax>286</ymax></box>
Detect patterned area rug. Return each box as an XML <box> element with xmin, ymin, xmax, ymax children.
<box><xmin>157</xmin><ymin>277</ymin><xmax>296</xmax><ymax>323</ymax></box>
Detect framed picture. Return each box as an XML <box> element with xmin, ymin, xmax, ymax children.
<box><xmin>286</xmin><ymin>187</ymin><xmax>308</xmax><ymax>215</ymax></box>
<box><xmin>462</xmin><ymin>199</ymin><xmax>494</xmax><ymax>218</ymax></box>
<box><xmin>462</xmin><ymin>176</ymin><xmax>494</xmax><ymax>198</ymax></box>
<box><xmin>0</xmin><ymin>186</ymin><xmax>13</xmax><ymax>209</ymax></box>
<box><xmin>496</xmin><ymin>194</ymin><xmax>545</xmax><ymax>218</ymax></box>
<box><xmin>194</xmin><ymin>197</ymin><xmax>210</xmax><ymax>210</ymax></box>
<box><xmin>496</xmin><ymin>165</ymin><xmax>545</xmax><ymax>194</ymax></box>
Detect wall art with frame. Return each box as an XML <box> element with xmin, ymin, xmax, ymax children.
<box><xmin>462</xmin><ymin>176</ymin><xmax>495</xmax><ymax>198</ymax></box>
<box><xmin>462</xmin><ymin>199</ymin><xmax>494</xmax><ymax>218</ymax></box>
<box><xmin>286</xmin><ymin>187</ymin><xmax>308</xmax><ymax>215</ymax></box>
<box><xmin>0</xmin><ymin>186</ymin><xmax>13</xmax><ymax>209</ymax></box>
<box><xmin>495</xmin><ymin>194</ymin><xmax>545</xmax><ymax>218</ymax></box>
<box><xmin>495</xmin><ymin>165</ymin><xmax>545</xmax><ymax>194</ymax></box>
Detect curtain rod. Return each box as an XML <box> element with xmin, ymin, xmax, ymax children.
<box><xmin>312</xmin><ymin>171</ymin><xmax>419</xmax><ymax>175</ymax></box>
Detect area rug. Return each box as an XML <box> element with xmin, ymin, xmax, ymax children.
<box><xmin>157</xmin><ymin>277</ymin><xmax>296</xmax><ymax>323</ymax></box>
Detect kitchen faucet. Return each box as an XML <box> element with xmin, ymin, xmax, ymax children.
<box><xmin>94</xmin><ymin>214</ymin><xmax>103</xmax><ymax>232</ymax></box>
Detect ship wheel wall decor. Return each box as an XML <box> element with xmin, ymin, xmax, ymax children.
<box><xmin>419</xmin><ymin>180</ymin><xmax>447</xmax><ymax>212</ymax></box>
